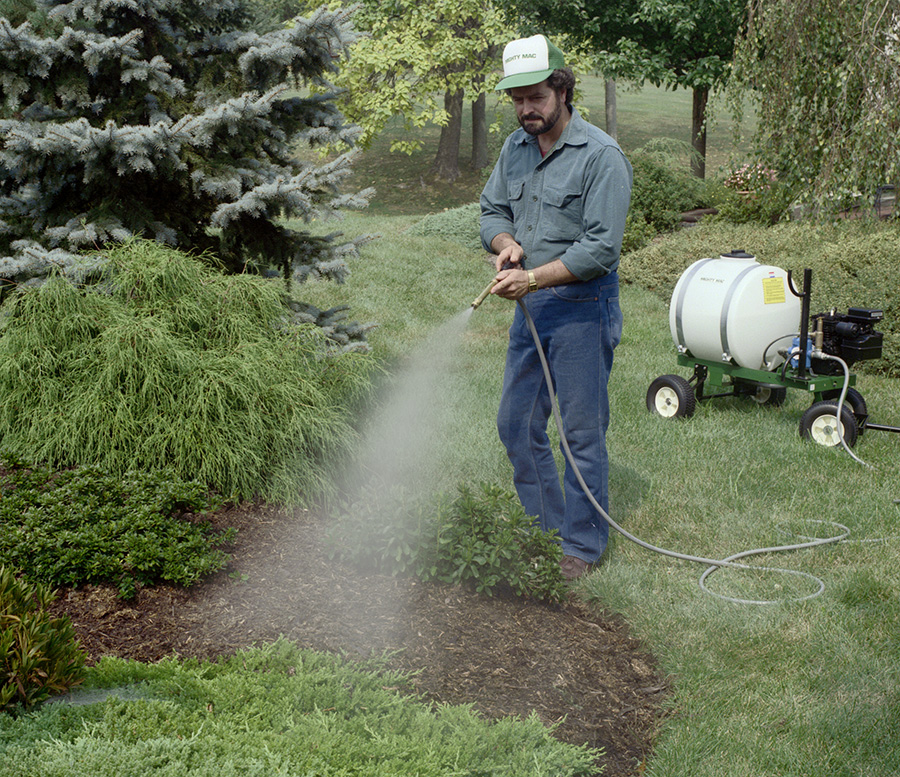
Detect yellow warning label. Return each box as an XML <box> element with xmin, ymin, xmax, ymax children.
<box><xmin>762</xmin><ymin>276</ymin><xmax>786</xmax><ymax>304</ymax></box>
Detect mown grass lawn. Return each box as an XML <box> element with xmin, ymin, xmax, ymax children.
<box><xmin>298</xmin><ymin>197</ymin><xmax>900</xmax><ymax>777</ymax></box>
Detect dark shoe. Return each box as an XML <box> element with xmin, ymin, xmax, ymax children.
<box><xmin>560</xmin><ymin>555</ymin><xmax>593</xmax><ymax>581</ymax></box>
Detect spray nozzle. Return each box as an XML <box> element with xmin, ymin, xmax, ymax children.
<box><xmin>471</xmin><ymin>279</ymin><xmax>497</xmax><ymax>309</ymax></box>
<box><xmin>471</xmin><ymin>259</ymin><xmax>518</xmax><ymax>309</ymax></box>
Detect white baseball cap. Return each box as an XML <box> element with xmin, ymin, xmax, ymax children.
<box><xmin>495</xmin><ymin>34</ymin><xmax>566</xmax><ymax>91</ymax></box>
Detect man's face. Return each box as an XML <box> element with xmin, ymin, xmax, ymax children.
<box><xmin>510</xmin><ymin>82</ymin><xmax>564</xmax><ymax>136</ymax></box>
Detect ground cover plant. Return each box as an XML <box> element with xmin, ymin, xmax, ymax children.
<box><xmin>0</xmin><ymin>639</ymin><xmax>599</xmax><ymax>776</ymax></box>
<box><xmin>0</xmin><ymin>456</ymin><xmax>231</xmax><ymax>598</ymax></box>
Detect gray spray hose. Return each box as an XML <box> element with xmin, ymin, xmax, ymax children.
<box><xmin>516</xmin><ymin>298</ymin><xmax>849</xmax><ymax>604</ymax></box>
<box><xmin>814</xmin><ymin>351</ymin><xmax>872</xmax><ymax>468</ymax></box>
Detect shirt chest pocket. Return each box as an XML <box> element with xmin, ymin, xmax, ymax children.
<box><xmin>542</xmin><ymin>184</ymin><xmax>584</xmax><ymax>240</ymax></box>
<box><xmin>507</xmin><ymin>180</ymin><xmax>526</xmax><ymax>223</ymax></box>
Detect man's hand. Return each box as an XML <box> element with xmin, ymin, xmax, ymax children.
<box><xmin>492</xmin><ymin>267</ymin><xmax>531</xmax><ymax>300</ymax></box>
<box><xmin>490</xmin><ymin>234</ymin><xmax>525</xmax><ymax>271</ymax></box>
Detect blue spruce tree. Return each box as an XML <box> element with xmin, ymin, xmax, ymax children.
<box><xmin>0</xmin><ymin>0</ymin><xmax>373</xmax><ymax>347</ymax></box>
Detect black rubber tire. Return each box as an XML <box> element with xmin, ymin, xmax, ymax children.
<box><xmin>750</xmin><ymin>385</ymin><xmax>788</xmax><ymax>406</ymax></box>
<box><xmin>820</xmin><ymin>387</ymin><xmax>867</xmax><ymax>418</ymax></box>
<box><xmin>647</xmin><ymin>375</ymin><xmax>696</xmax><ymax>419</ymax></box>
<box><xmin>799</xmin><ymin>401</ymin><xmax>859</xmax><ymax>448</ymax></box>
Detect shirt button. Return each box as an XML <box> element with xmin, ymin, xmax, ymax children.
<box><xmin>532</xmin><ymin>196</ymin><xmax>538</xmax><ymax>202</ymax></box>
<box><xmin>526</xmin><ymin>225</ymin><xmax>533</xmax><ymax>231</ymax></box>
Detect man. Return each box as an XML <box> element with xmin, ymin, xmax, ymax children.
<box><xmin>479</xmin><ymin>34</ymin><xmax>632</xmax><ymax>581</ymax></box>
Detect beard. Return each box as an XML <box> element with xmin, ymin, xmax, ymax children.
<box><xmin>519</xmin><ymin>96</ymin><xmax>563</xmax><ymax>136</ymax></box>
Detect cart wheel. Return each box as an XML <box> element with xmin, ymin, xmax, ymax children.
<box><xmin>820</xmin><ymin>387</ymin><xmax>867</xmax><ymax>417</ymax></box>
<box><xmin>799</xmin><ymin>401</ymin><xmax>859</xmax><ymax>448</ymax></box>
<box><xmin>647</xmin><ymin>375</ymin><xmax>695</xmax><ymax>418</ymax></box>
<box><xmin>750</xmin><ymin>385</ymin><xmax>788</xmax><ymax>406</ymax></box>
<box><xmin>819</xmin><ymin>387</ymin><xmax>867</xmax><ymax>435</ymax></box>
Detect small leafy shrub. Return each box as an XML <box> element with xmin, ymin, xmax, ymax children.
<box><xmin>326</xmin><ymin>482</ymin><xmax>567</xmax><ymax>602</ymax></box>
<box><xmin>711</xmin><ymin>163</ymin><xmax>791</xmax><ymax>225</ymax></box>
<box><xmin>1</xmin><ymin>566</ymin><xmax>86</xmax><ymax>712</ymax></box>
<box><xmin>0</xmin><ymin>455</ymin><xmax>234</xmax><ymax>598</ymax></box>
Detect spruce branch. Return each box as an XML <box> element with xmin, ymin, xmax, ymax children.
<box><xmin>1</xmin><ymin>0</ymin><xmax>374</xmax><ymax>347</ymax></box>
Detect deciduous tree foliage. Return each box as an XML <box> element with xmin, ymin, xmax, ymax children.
<box><xmin>298</xmin><ymin>0</ymin><xmax>506</xmax><ymax>181</ymax></box>
<box><xmin>732</xmin><ymin>0</ymin><xmax>900</xmax><ymax>211</ymax></box>
<box><xmin>499</xmin><ymin>0</ymin><xmax>747</xmax><ymax>177</ymax></box>
<box><xmin>0</xmin><ymin>0</ymin><xmax>373</xmax><ymax>345</ymax></box>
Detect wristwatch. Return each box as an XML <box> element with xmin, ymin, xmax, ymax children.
<box><xmin>527</xmin><ymin>270</ymin><xmax>538</xmax><ymax>293</ymax></box>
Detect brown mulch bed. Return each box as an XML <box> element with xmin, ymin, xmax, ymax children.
<box><xmin>50</xmin><ymin>502</ymin><xmax>668</xmax><ymax>777</ymax></box>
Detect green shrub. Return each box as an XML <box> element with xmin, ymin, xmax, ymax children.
<box><xmin>0</xmin><ymin>456</ymin><xmax>233</xmax><ymax>598</ymax></box>
<box><xmin>0</xmin><ymin>240</ymin><xmax>374</xmax><ymax>504</ymax></box>
<box><xmin>408</xmin><ymin>203</ymin><xmax>483</xmax><ymax>253</ymax></box>
<box><xmin>1</xmin><ymin>566</ymin><xmax>86</xmax><ymax>712</ymax></box>
<box><xmin>618</xmin><ymin>140</ymin><xmax>711</xmax><ymax>252</ymax></box>
<box><xmin>0</xmin><ymin>639</ymin><xmax>598</xmax><ymax>776</ymax></box>
<box><xmin>631</xmin><ymin>142</ymin><xmax>709</xmax><ymax>223</ymax></box>
<box><xmin>327</xmin><ymin>482</ymin><xmax>568</xmax><ymax>602</ymax></box>
<box><xmin>622</xmin><ymin>209</ymin><xmax>660</xmax><ymax>254</ymax></box>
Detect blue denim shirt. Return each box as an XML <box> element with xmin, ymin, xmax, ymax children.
<box><xmin>480</xmin><ymin>108</ymin><xmax>632</xmax><ymax>280</ymax></box>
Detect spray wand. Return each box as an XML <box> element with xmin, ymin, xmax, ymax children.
<box><xmin>472</xmin><ymin>258</ymin><xmax>517</xmax><ymax>309</ymax></box>
<box><xmin>471</xmin><ymin>278</ymin><xmax>498</xmax><ymax>309</ymax></box>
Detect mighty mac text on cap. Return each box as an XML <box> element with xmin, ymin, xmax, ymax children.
<box><xmin>495</xmin><ymin>35</ymin><xmax>566</xmax><ymax>91</ymax></box>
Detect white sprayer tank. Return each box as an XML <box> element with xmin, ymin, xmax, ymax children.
<box><xmin>669</xmin><ymin>250</ymin><xmax>801</xmax><ymax>370</ymax></box>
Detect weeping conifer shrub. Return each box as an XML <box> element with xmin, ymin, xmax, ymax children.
<box><xmin>0</xmin><ymin>240</ymin><xmax>374</xmax><ymax>504</ymax></box>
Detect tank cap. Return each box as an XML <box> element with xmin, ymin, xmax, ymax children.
<box><xmin>721</xmin><ymin>249</ymin><xmax>756</xmax><ymax>260</ymax></box>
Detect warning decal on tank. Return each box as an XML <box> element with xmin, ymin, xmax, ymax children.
<box><xmin>762</xmin><ymin>276</ymin><xmax>786</xmax><ymax>304</ymax></box>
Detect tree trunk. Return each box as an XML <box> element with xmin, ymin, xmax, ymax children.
<box><xmin>605</xmin><ymin>78</ymin><xmax>617</xmax><ymax>140</ymax></box>
<box><xmin>471</xmin><ymin>92</ymin><xmax>488</xmax><ymax>170</ymax></box>
<box><xmin>691</xmin><ymin>87</ymin><xmax>709</xmax><ymax>179</ymax></box>
<box><xmin>432</xmin><ymin>89</ymin><xmax>463</xmax><ymax>181</ymax></box>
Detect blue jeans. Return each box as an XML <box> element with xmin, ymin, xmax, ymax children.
<box><xmin>497</xmin><ymin>274</ymin><xmax>622</xmax><ymax>564</ymax></box>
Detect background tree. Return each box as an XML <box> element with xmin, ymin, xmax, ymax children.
<box><xmin>731</xmin><ymin>0</ymin><xmax>900</xmax><ymax>211</ymax></box>
<box><xmin>498</xmin><ymin>0</ymin><xmax>747</xmax><ymax>178</ymax></box>
<box><xmin>322</xmin><ymin>0</ymin><xmax>506</xmax><ymax>181</ymax></box>
<box><xmin>0</xmin><ymin>0</ymin><xmax>373</xmax><ymax>347</ymax></box>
